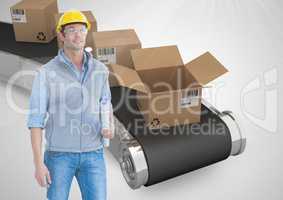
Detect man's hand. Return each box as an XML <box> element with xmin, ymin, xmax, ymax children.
<box><xmin>102</xmin><ymin>128</ymin><xmax>113</xmax><ymax>139</ymax></box>
<box><xmin>34</xmin><ymin>162</ymin><xmax>51</xmax><ymax>187</ymax></box>
<box><xmin>30</xmin><ymin>128</ymin><xmax>51</xmax><ymax>187</ymax></box>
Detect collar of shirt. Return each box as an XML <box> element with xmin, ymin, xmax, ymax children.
<box><xmin>58</xmin><ymin>48</ymin><xmax>89</xmax><ymax>81</ymax></box>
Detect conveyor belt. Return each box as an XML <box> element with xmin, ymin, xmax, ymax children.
<box><xmin>0</xmin><ymin>22</ymin><xmax>57</xmax><ymax>63</ymax></box>
<box><xmin>110</xmin><ymin>87</ymin><xmax>232</xmax><ymax>186</ymax></box>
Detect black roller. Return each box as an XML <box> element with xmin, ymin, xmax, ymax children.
<box><xmin>111</xmin><ymin>87</ymin><xmax>232</xmax><ymax>186</ymax></box>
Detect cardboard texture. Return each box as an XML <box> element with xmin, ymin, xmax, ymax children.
<box><xmin>109</xmin><ymin>45</ymin><xmax>228</xmax><ymax>128</ymax></box>
<box><xmin>93</xmin><ymin>29</ymin><xmax>141</xmax><ymax>68</ymax></box>
<box><xmin>10</xmin><ymin>0</ymin><xmax>58</xmax><ymax>43</ymax></box>
<box><xmin>54</xmin><ymin>11</ymin><xmax>97</xmax><ymax>52</ymax></box>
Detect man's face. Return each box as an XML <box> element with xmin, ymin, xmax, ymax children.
<box><xmin>59</xmin><ymin>23</ymin><xmax>87</xmax><ymax>51</ymax></box>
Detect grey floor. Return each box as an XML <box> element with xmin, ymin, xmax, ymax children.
<box><xmin>0</xmin><ymin>0</ymin><xmax>283</xmax><ymax>199</ymax></box>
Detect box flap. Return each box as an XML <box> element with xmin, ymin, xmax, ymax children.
<box><xmin>185</xmin><ymin>52</ymin><xmax>228</xmax><ymax>85</ymax></box>
<box><xmin>131</xmin><ymin>45</ymin><xmax>183</xmax><ymax>70</ymax></box>
<box><xmin>93</xmin><ymin>29</ymin><xmax>141</xmax><ymax>47</ymax></box>
<box><xmin>108</xmin><ymin>64</ymin><xmax>148</xmax><ymax>93</ymax></box>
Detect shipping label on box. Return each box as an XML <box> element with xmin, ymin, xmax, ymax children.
<box><xmin>180</xmin><ymin>88</ymin><xmax>200</xmax><ymax>108</ymax></box>
<box><xmin>11</xmin><ymin>8</ymin><xmax>26</xmax><ymax>23</ymax></box>
<box><xmin>96</xmin><ymin>47</ymin><xmax>116</xmax><ymax>64</ymax></box>
<box><xmin>10</xmin><ymin>0</ymin><xmax>59</xmax><ymax>43</ymax></box>
<box><xmin>93</xmin><ymin>29</ymin><xmax>141</xmax><ymax>67</ymax></box>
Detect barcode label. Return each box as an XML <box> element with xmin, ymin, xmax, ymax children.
<box><xmin>180</xmin><ymin>88</ymin><xmax>200</xmax><ymax>108</ymax></box>
<box><xmin>11</xmin><ymin>9</ymin><xmax>26</xmax><ymax>23</ymax></box>
<box><xmin>187</xmin><ymin>89</ymin><xmax>199</xmax><ymax>97</ymax></box>
<box><xmin>12</xmin><ymin>9</ymin><xmax>25</xmax><ymax>15</ymax></box>
<box><xmin>96</xmin><ymin>48</ymin><xmax>116</xmax><ymax>64</ymax></box>
<box><xmin>97</xmin><ymin>48</ymin><xmax>115</xmax><ymax>55</ymax></box>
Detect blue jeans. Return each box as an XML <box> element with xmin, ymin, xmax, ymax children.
<box><xmin>43</xmin><ymin>148</ymin><xmax>106</xmax><ymax>200</ymax></box>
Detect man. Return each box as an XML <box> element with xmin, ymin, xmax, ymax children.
<box><xmin>27</xmin><ymin>10</ymin><xmax>114</xmax><ymax>200</ymax></box>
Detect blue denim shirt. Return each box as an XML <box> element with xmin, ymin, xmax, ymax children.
<box><xmin>27</xmin><ymin>49</ymin><xmax>113</xmax><ymax>152</ymax></box>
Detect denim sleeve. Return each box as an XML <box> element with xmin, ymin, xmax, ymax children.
<box><xmin>26</xmin><ymin>68</ymin><xmax>49</xmax><ymax>130</ymax></box>
<box><xmin>99</xmin><ymin>69</ymin><xmax>113</xmax><ymax>130</ymax></box>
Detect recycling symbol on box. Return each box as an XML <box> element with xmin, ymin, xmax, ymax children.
<box><xmin>150</xmin><ymin>118</ymin><xmax>160</xmax><ymax>128</ymax></box>
<box><xmin>36</xmin><ymin>32</ymin><xmax>46</xmax><ymax>41</ymax></box>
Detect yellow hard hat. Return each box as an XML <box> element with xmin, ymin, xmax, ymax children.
<box><xmin>56</xmin><ymin>10</ymin><xmax>91</xmax><ymax>33</ymax></box>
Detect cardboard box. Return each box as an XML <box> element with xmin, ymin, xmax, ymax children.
<box><xmin>93</xmin><ymin>29</ymin><xmax>141</xmax><ymax>68</ymax></box>
<box><xmin>55</xmin><ymin>11</ymin><xmax>97</xmax><ymax>52</ymax></box>
<box><xmin>10</xmin><ymin>0</ymin><xmax>58</xmax><ymax>43</ymax></box>
<box><xmin>108</xmin><ymin>45</ymin><xmax>228</xmax><ymax>128</ymax></box>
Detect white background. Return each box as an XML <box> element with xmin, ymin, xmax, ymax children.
<box><xmin>0</xmin><ymin>0</ymin><xmax>282</xmax><ymax>199</ymax></box>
